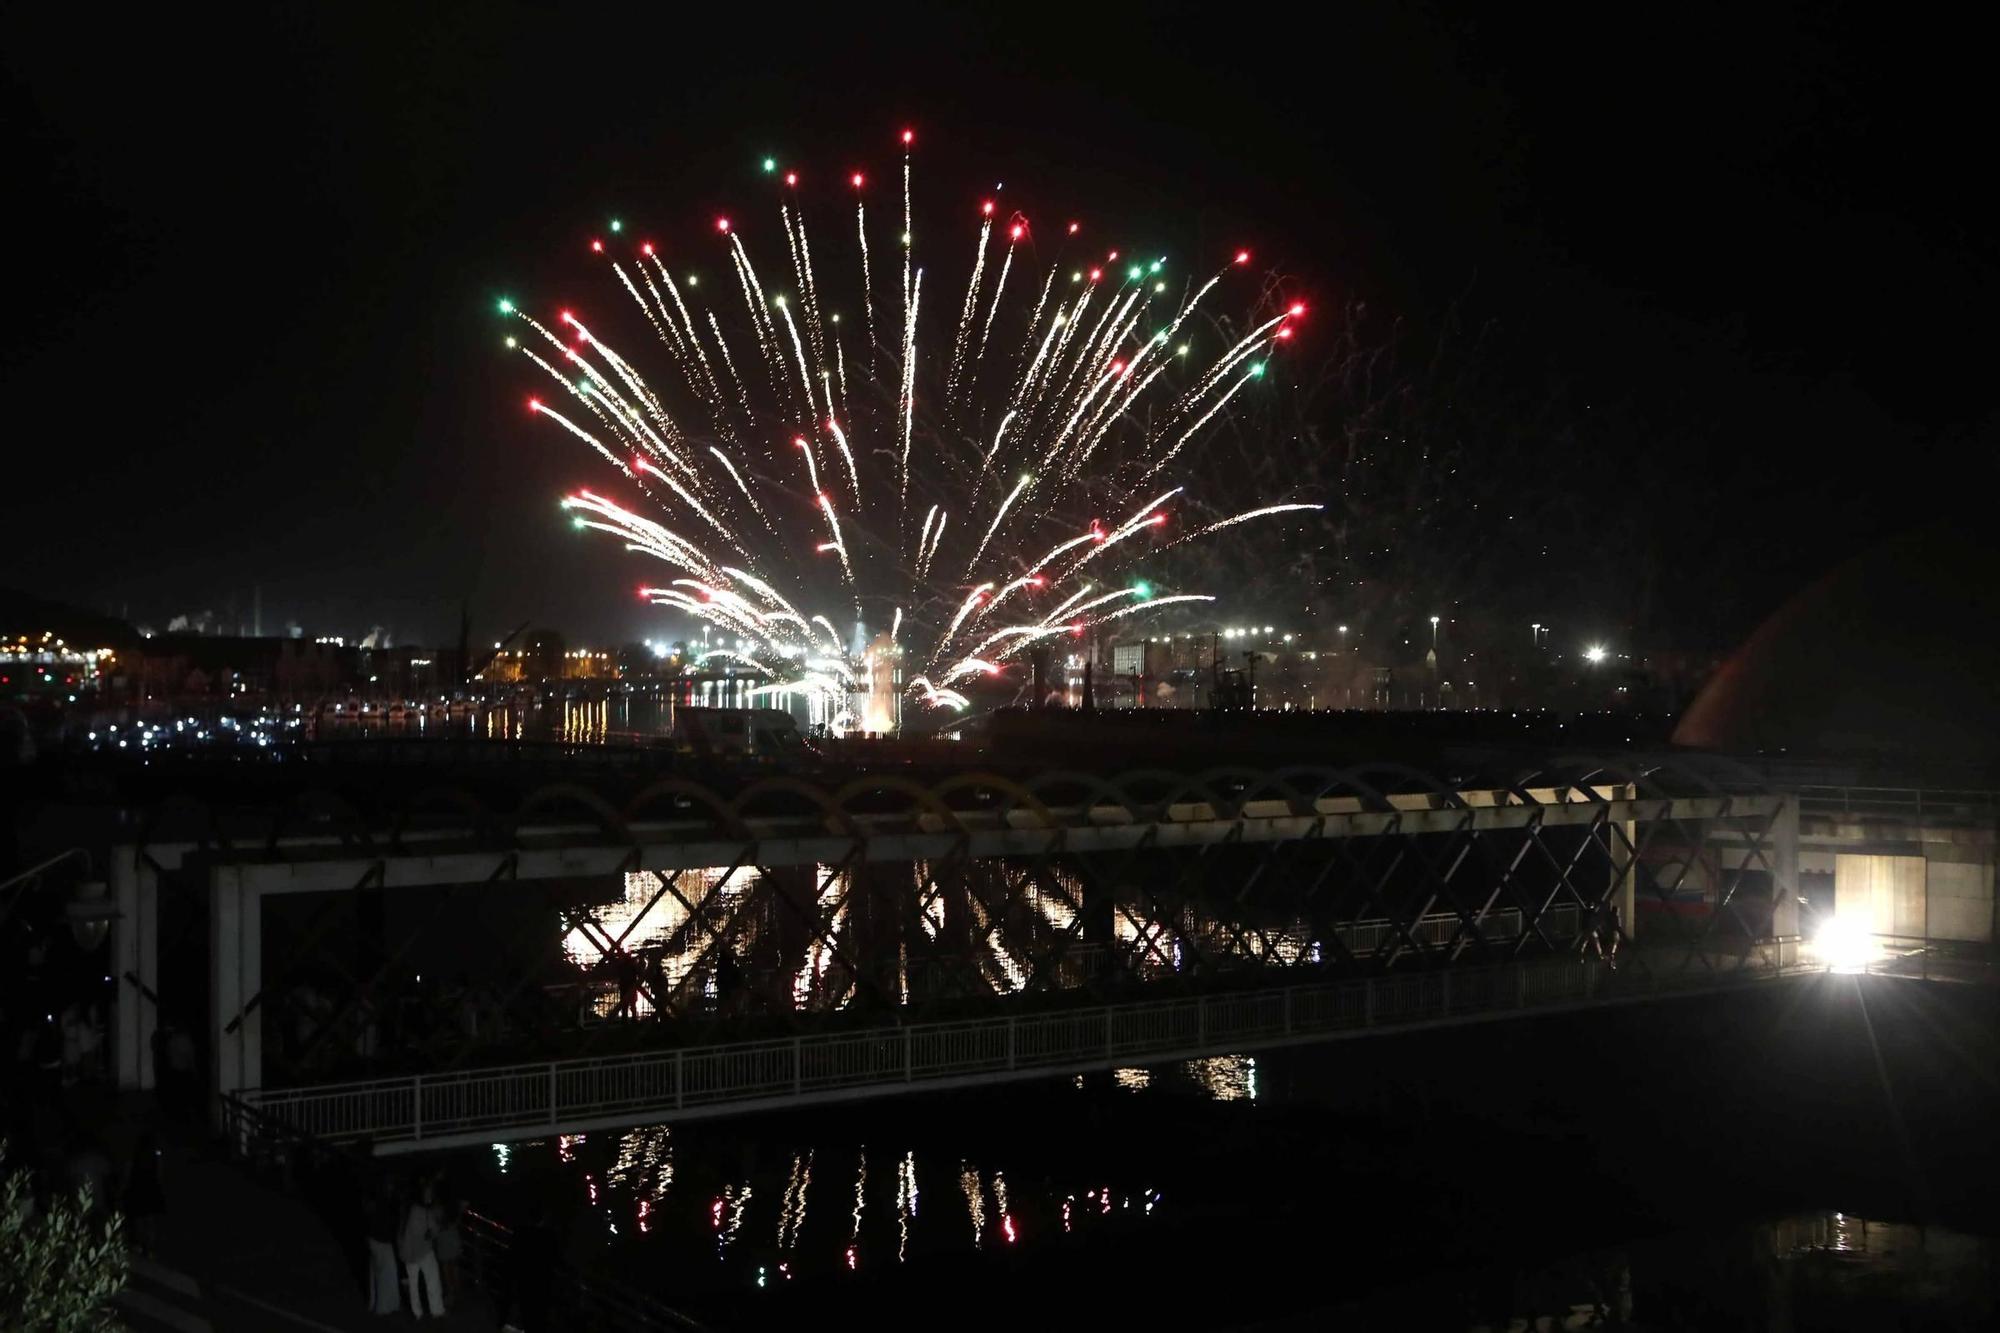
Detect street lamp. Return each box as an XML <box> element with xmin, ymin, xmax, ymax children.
<box><xmin>1531</xmin><ymin>622</ymin><xmax>1542</xmax><ymax>648</ymax></box>
<box><xmin>1429</xmin><ymin>615</ymin><xmax>1440</xmax><ymax>650</ymax></box>
<box><xmin>1584</xmin><ymin>645</ymin><xmax>1607</xmax><ymax>664</ymax></box>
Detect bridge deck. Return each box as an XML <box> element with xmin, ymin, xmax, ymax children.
<box><xmin>242</xmin><ymin>946</ymin><xmax>1807</xmax><ymax>1155</ymax></box>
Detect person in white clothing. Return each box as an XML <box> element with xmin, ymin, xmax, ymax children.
<box><xmin>399</xmin><ymin>1179</ymin><xmax>446</xmax><ymax>1318</ymax></box>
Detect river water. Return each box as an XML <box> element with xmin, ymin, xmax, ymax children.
<box><xmin>428</xmin><ymin>979</ymin><xmax>2000</xmax><ymax>1330</ymax></box>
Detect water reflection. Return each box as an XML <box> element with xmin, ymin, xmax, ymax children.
<box><xmin>445</xmin><ymin>1042</ymin><xmax>1998</xmax><ymax>1332</ymax></box>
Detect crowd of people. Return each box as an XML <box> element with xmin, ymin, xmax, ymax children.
<box><xmin>361</xmin><ymin>1168</ymin><xmax>464</xmax><ymax>1319</ymax></box>
<box><xmin>296</xmin><ymin>1151</ymin><xmax>563</xmax><ymax>1329</ymax></box>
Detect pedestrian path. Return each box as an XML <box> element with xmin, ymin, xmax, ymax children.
<box><xmin>70</xmin><ymin>1089</ymin><xmax>498</xmax><ymax>1332</ymax></box>
<box><xmin>113</xmin><ymin>1255</ymin><xmax>212</xmax><ymax>1333</ymax></box>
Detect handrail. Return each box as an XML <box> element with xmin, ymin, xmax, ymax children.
<box><xmin>217</xmin><ymin>1093</ymin><xmax>707</xmax><ymax>1332</ymax></box>
<box><xmin>245</xmin><ymin>947</ymin><xmax>1807</xmax><ymax>1151</ymax></box>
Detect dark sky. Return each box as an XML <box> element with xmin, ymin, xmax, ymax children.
<box><xmin>3</xmin><ymin>4</ymin><xmax>1992</xmax><ymax>648</ymax></box>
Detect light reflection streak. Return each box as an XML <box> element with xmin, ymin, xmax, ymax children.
<box><xmin>1185</xmin><ymin>1053</ymin><xmax>1258</xmax><ymax>1101</ymax></box>
<box><xmin>896</xmin><ymin>1150</ymin><xmax>918</xmax><ymax>1263</ymax></box>
<box><xmin>607</xmin><ymin>1124</ymin><xmax>674</xmax><ymax>1206</ymax></box>
<box><xmin>846</xmin><ymin>1148</ymin><xmax>867</xmax><ymax>1270</ymax></box>
<box><xmin>961</xmin><ymin>1163</ymin><xmax>985</xmax><ymax>1248</ymax></box>
<box><xmin>995</xmin><ymin>1170</ymin><xmax>1016</xmax><ymax>1244</ymax></box>
<box><xmin>777</xmin><ymin>1150</ymin><xmax>813</xmax><ymax>1252</ymax></box>
<box><xmin>714</xmin><ymin>1183</ymin><xmax>752</xmax><ymax>1259</ymax></box>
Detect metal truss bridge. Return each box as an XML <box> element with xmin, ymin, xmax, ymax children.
<box><xmin>101</xmin><ymin>757</ymin><xmax>1815</xmax><ymax>1153</ymax></box>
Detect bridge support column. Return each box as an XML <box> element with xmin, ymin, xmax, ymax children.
<box><xmin>766</xmin><ymin>866</ymin><xmax>817</xmax><ymax>1011</ymax></box>
<box><xmin>1612</xmin><ymin>799</ymin><xmax>1638</xmax><ymax>944</ymax></box>
<box><xmin>1771</xmin><ymin>797</ymin><xmax>1799</xmax><ymax>965</ymax></box>
<box><xmin>846</xmin><ymin>862</ymin><xmax>906</xmax><ymax>1005</ymax></box>
<box><xmin>109</xmin><ymin>844</ymin><xmax>159</xmax><ymax>1090</ymax></box>
<box><xmin>209</xmin><ymin>866</ymin><xmax>262</xmax><ymax>1121</ymax></box>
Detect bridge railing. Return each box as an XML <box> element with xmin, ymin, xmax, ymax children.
<box><xmin>1796</xmin><ymin>786</ymin><xmax>2000</xmax><ymax>823</ymax></box>
<box><xmin>246</xmin><ymin>945</ymin><xmax>1800</xmax><ymax>1151</ymax></box>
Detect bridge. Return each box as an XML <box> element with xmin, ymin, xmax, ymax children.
<box><xmin>90</xmin><ymin>754</ymin><xmax>1995</xmax><ymax>1154</ymax></box>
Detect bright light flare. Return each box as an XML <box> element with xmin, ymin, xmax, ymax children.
<box><xmin>1813</xmin><ymin>915</ymin><xmax>1880</xmax><ymax>974</ymax></box>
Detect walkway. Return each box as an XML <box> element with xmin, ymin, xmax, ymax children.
<box><xmin>247</xmin><ymin>947</ymin><xmax>1810</xmax><ymax>1155</ymax></box>
<box><xmin>45</xmin><ymin>1088</ymin><xmax>498</xmax><ymax>1332</ymax></box>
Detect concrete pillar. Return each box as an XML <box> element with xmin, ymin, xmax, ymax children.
<box><xmin>109</xmin><ymin>844</ymin><xmax>159</xmax><ymax>1090</ymax></box>
<box><xmin>1612</xmin><ymin>786</ymin><xmax>1637</xmax><ymax>944</ymax></box>
<box><xmin>1770</xmin><ymin>796</ymin><xmax>1799</xmax><ymax>966</ymax></box>
<box><xmin>209</xmin><ymin>866</ymin><xmax>262</xmax><ymax>1115</ymax></box>
<box><xmin>765</xmin><ymin>865</ymin><xmax>818</xmax><ymax>1011</ymax></box>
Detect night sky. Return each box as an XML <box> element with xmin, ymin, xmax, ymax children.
<box><xmin>4</xmin><ymin>5</ymin><xmax>1992</xmax><ymax>649</ymax></box>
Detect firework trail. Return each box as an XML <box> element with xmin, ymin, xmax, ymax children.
<box><xmin>499</xmin><ymin>130</ymin><xmax>1317</xmax><ymax>722</ymax></box>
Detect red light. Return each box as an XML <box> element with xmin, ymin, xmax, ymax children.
<box><xmin>559</xmin><ymin>309</ymin><xmax>574</xmax><ymax>324</ymax></box>
<box><xmin>590</xmin><ymin>239</ymin><xmax>604</xmax><ymax>253</ymax></box>
<box><xmin>827</xmin><ymin>418</ymin><xmax>839</xmax><ymax>430</ymax></box>
<box><xmin>1009</xmin><ymin>224</ymin><xmax>1024</xmax><ymax>240</ymax></box>
<box><xmin>981</xmin><ymin>200</ymin><xmax>994</xmax><ymax>217</ymax></box>
<box><xmin>1068</xmin><ymin>221</ymin><xmax>1079</xmax><ymax>235</ymax></box>
<box><xmin>1028</xmin><ymin>576</ymin><xmax>1045</xmax><ymax>586</ymax></box>
<box><xmin>1110</xmin><ymin>360</ymin><xmax>1125</xmax><ymax>375</ymax></box>
<box><xmin>851</xmin><ymin>172</ymin><xmax>865</xmax><ymax>188</ymax></box>
<box><xmin>1289</xmin><ymin>302</ymin><xmax>1305</xmax><ymax>316</ymax></box>
<box><xmin>901</xmin><ymin>128</ymin><xmax>914</xmax><ymax>145</ymax></box>
<box><xmin>716</xmin><ymin>217</ymin><xmax>731</xmax><ymax>233</ymax></box>
<box><xmin>1147</xmin><ymin>513</ymin><xmax>1168</xmax><ymax>525</ymax></box>
<box><xmin>528</xmin><ymin>397</ymin><xmax>541</xmax><ymax>412</ymax></box>
<box><xmin>785</xmin><ymin>171</ymin><xmax>798</xmax><ymax>186</ymax></box>
<box><xmin>1276</xmin><ymin>327</ymin><xmax>1293</xmax><ymax>339</ymax></box>
<box><xmin>794</xmin><ymin>437</ymin><xmax>809</xmax><ymax>448</ymax></box>
<box><xmin>1088</xmin><ymin>267</ymin><xmax>1102</xmax><ymax>282</ymax></box>
<box><xmin>1108</xmin><ymin>250</ymin><xmax>1119</xmax><ymax>261</ymax></box>
<box><xmin>1069</xmin><ymin>625</ymin><xmax>1084</xmax><ymax>637</ymax></box>
<box><xmin>1234</xmin><ymin>249</ymin><xmax>1250</xmax><ymax>265</ymax></box>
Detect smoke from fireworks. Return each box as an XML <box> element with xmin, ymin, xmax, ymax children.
<box><xmin>501</xmin><ymin>131</ymin><xmax>1319</xmax><ymax>718</ymax></box>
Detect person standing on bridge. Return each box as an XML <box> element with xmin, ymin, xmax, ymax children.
<box><xmin>399</xmin><ymin>1176</ymin><xmax>446</xmax><ymax>1319</ymax></box>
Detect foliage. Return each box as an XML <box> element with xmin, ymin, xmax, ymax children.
<box><xmin>0</xmin><ymin>1141</ymin><xmax>128</xmax><ymax>1333</ymax></box>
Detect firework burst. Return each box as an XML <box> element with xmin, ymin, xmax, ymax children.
<box><xmin>501</xmin><ymin>130</ymin><xmax>1319</xmax><ymax>724</ymax></box>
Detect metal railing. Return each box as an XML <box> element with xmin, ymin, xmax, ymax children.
<box><xmin>246</xmin><ymin>946</ymin><xmax>1803</xmax><ymax>1151</ymax></box>
<box><xmin>1807</xmin><ymin>934</ymin><xmax>2000</xmax><ymax>985</ymax></box>
<box><xmin>1796</xmin><ymin>786</ymin><xmax>2000</xmax><ymax>824</ymax></box>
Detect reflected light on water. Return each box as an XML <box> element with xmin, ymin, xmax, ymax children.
<box><xmin>777</xmin><ymin>1150</ymin><xmax>812</xmax><ymax>1253</ymax></box>
<box><xmin>608</xmin><ymin>1124</ymin><xmax>673</xmax><ymax>1207</ymax></box>
<box><xmin>961</xmin><ymin>1163</ymin><xmax>986</xmax><ymax>1248</ymax></box>
<box><xmin>896</xmin><ymin>1150</ymin><xmax>917</xmax><ymax>1263</ymax></box>
<box><xmin>847</xmin><ymin>1148</ymin><xmax>868</xmax><ymax>1270</ymax></box>
<box><xmin>1186</xmin><ymin>1053</ymin><xmax>1258</xmax><ymax>1101</ymax></box>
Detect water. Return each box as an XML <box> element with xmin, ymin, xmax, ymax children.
<box><xmin>431</xmin><ymin>979</ymin><xmax>2000</xmax><ymax>1330</ymax></box>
